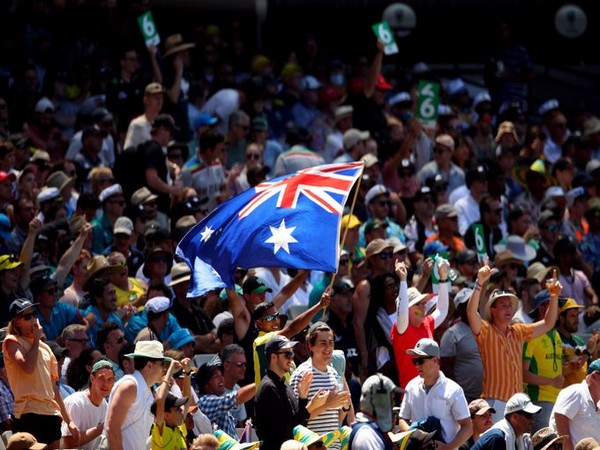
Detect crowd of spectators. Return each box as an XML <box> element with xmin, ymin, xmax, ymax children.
<box><xmin>1</xmin><ymin>1</ymin><xmax>600</xmax><ymax>450</ymax></box>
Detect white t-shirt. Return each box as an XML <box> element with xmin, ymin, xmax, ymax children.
<box><xmin>124</xmin><ymin>115</ymin><xmax>152</xmax><ymax>149</ymax></box>
<box><xmin>550</xmin><ymin>380</ymin><xmax>600</xmax><ymax>446</ymax></box>
<box><xmin>200</xmin><ymin>89</ymin><xmax>240</xmax><ymax>135</ymax></box>
<box><xmin>61</xmin><ymin>390</ymin><xmax>108</xmax><ymax>450</ymax></box>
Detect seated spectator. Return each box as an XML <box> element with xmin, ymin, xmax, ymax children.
<box><xmin>105</xmin><ymin>217</ymin><xmax>145</xmax><ymax>275</ymax></box>
<box><xmin>91</xmin><ymin>183</ymin><xmax>126</xmax><ymax>255</ymax></box>
<box><xmin>425</xmin><ymin>205</ymin><xmax>466</xmax><ymax>256</ymax></box>
<box><xmin>66</xmin><ymin>347</ymin><xmax>104</xmax><ymax>391</ymax></box>
<box><xmin>32</xmin><ymin>274</ymin><xmax>86</xmax><ymax>341</ymax></box>
<box><xmin>106</xmin><ymin>251</ymin><xmax>147</xmax><ymax>310</ymax></box>
<box><xmin>461</xmin><ymin>399</ymin><xmax>495</xmax><ymax>449</ymax></box>
<box><xmin>83</xmin><ymin>277</ymin><xmax>124</xmax><ymax>348</ymax></box>
<box><xmin>61</xmin><ymin>324</ymin><xmax>89</xmax><ymax>383</ymax></box>
<box><xmin>61</xmin><ymin>360</ymin><xmax>115</xmax><ymax>450</ymax></box>
<box><xmin>61</xmin><ymin>249</ymin><xmax>91</xmax><ymax>308</ymax></box>
<box><xmin>96</xmin><ymin>321</ymin><xmax>126</xmax><ymax>381</ymax></box>
<box><xmin>0</xmin><ymin>351</ymin><xmax>14</xmax><ymax>432</ymax></box>
<box><xmin>125</xmin><ymin>293</ymin><xmax>181</xmax><ymax>344</ymax></box>
<box><xmin>167</xmin><ymin>328</ymin><xmax>195</xmax><ymax>359</ymax></box>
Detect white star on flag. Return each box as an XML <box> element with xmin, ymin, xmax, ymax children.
<box><xmin>265</xmin><ymin>219</ymin><xmax>298</xmax><ymax>254</ymax></box>
<box><xmin>200</xmin><ymin>226</ymin><xmax>214</xmax><ymax>243</ymax></box>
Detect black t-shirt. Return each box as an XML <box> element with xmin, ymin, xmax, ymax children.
<box><xmin>327</xmin><ymin>313</ymin><xmax>360</xmax><ymax>376</ymax></box>
<box><xmin>143</xmin><ymin>140</ymin><xmax>170</xmax><ymax>212</ymax></box>
<box><xmin>171</xmin><ymin>301</ymin><xmax>215</xmax><ymax>337</ymax></box>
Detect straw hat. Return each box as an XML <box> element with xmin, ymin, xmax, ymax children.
<box><xmin>163</xmin><ymin>34</ymin><xmax>196</xmax><ymax>58</ymax></box>
<box><xmin>484</xmin><ymin>289</ymin><xmax>519</xmax><ymax>321</ymax></box>
<box><xmin>511</xmin><ymin>159</ymin><xmax>558</xmax><ymax>190</ymax></box>
<box><xmin>83</xmin><ymin>255</ymin><xmax>120</xmax><ymax>291</ymax></box>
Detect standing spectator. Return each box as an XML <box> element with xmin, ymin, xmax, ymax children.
<box><xmin>224</xmin><ymin>110</ymin><xmax>250</xmax><ymax>169</ymax></box>
<box><xmin>523</xmin><ymin>290</ymin><xmax>565</xmax><ymax>433</ymax></box>
<box><xmin>417</xmin><ymin>134</ymin><xmax>466</xmax><ymax>194</ymax></box>
<box><xmin>2</xmin><ymin>299</ymin><xmax>80</xmax><ymax>449</ymax></box>
<box><xmin>61</xmin><ymin>324</ymin><xmax>89</xmax><ymax>383</ymax></box>
<box><xmin>83</xmin><ymin>277</ymin><xmax>124</xmax><ymax>348</ymax></box>
<box><xmin>440</xmin><ymin>288</ymin><xmax>484</xmax><ymax>402</ymax></box>
<box><xmin>73</xmin><ymin>126</ymin><xmax>107</xmax><ymax>192</ymax></box>
<box><xmin>61</xmin><ymin>360</ymin><xmax>115</xmax><ymax>450</ymax></box>
<box><xmin>455</xmin><ymin>166</ymin><xmax>489</xmax><ymax>236</ymax></box>
<box><xmin>254</xmin><ymin>335</ymin><xmax>322</xmax><ymax>450</ymax></box>
<box><xmin>123</xmin><ymin>82</ymin><xmax>165</xmax><ymax>150</ymax></box>
<box><xmin>91</xmin><ymin>184</ymin><xmax>126</xmax><ymax>255</ymax></box>
<box><xmin>425</xmin><ymin>205</ymin><xmax>467</xmax><ymax>255</ymax></box>
<box><xmin>96</xmin><ymin>322</ymin><xmax>126</xmax><ymax>381</ymax></box>
<box><xmin>556</xmin><ymin>298</ymin><xmax>587</xmax><ymax>387</ymax></box>
<box><xmin>273</xmin><ymin>126</ymin><xmax>324</xmax><ymax>177</ymax></box>
<box><xmin>104</xmin><ymin>340</ymin><xmax>170</xmax><ymax>450</ymax></box>
<box><xmin>180</xmin><ymin>130</ymin><xmax>226</xmax><ymax>214</ymax></box>
<box><xmin>471</xmin><ymin>393</ymin><xmax>540</xmax><ymax>450</ymax></box>
<box><xmin>464</xmin><ymin>195</ymin><xmax>505</xmax><ymax>260</ymax></box>
<box><xmin>467</xmin><ymin>264</ymin><xmax>560</xmax><ymax>423</ymax></box>
<box><xmin>357</xmin><ymin>185</ymin><xmax>406</xmax><ymax>248</ymax></box>
<box><xmin>392</xmin><ymin>261</ymin><xmax>449</xmax><ymax>389</ymax></box>
<box><xmin>398</xmin><ymin>338</ymin><xmax>473</xmax><ymax>449</ymax></box>
<box><xmin>290</xmin><ymin>322</ymin><xmax>352</xmax><ymax>446</ymax></box>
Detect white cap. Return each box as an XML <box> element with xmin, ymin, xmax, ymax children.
<box><xmin>446</xmin><ymin>78</ymin><xmax>467</xmax><ymax>96</ymax></box>
<box><xmin>343</xmin><ymin>128</ymin><xmax>370</xmax><ymax>150</ymax></box>
<box><xmin>389</xmin><ymin>91</ymin><xmax>412</xmax><ymax>106</ymax></box>
<box><xmin>35</xmin><ymin>97</ymin><xmax>55</xmax><ymax>113</ymax></box>
<box><xmin>37</xmin><ymin>186</ymin><xmax>61</xmax><ymax>203</ymax></box>
<box><xmin>99</xmin><ymin>184</ymin><xmax>123</xmax><ymax>203</ymax></box>
<box><xmin>504</xmin><ymin>393</ymin><xmax>542</xmax><ymax>416</ymax></box>
<box><xmin>113</xmin><ymin>216</ymin><xmax>133</xmax><ymax>235</ymax></box>
<box><xmin>145</xmin><ymin>296</ymin><xmax>172</xmax><ymax>314</ymax></box>
<box><xmin>300</xmin><ymin>75</ymin><xmax>321</xmax><ymax>91</ymax></box>
<box><xmin>473</xmin><ymin>91</ymin><xmax>491</xmax><ymax>109</ymax></box>
<box><xmin>365</xmin><ymin>184</ymin><xmax>388</xmax><ymax>206</ymax></box>
<box><xmin>453</xmin><ymin>287</ymin><xmax>473</xmax><ymax>308</ymax></box>
<box><xmin>538</xmin><ymin>99</ymin><xmax>560</xmax><ymax>116</ymax></box>
<box><xmin>361</xmin><ymin>153</ymin><xmax>379</xmax><ymax>168</ymax></box>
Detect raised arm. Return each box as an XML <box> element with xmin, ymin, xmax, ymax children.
<box><xmin>352</xmin><ymin>280</ymin><xmax>370</xmax><ymax>381</ymax></box>
<box><xmin>271</xmin><ymin>270</ymin><xmax>310</xmax><ymax>310</ymax></box>
<box><xmin>281</xmin><ymin>290</ymin><xmax>331</xmax><ymax>338</ymax></box>
<box><xmin>54</xmin><ymin>223</ymin><xmax>91</xmax><ymax>287</ymax></box>
<box><xmin>18</xmin><ymin>217</ymin><xmax>43</xmax><ymax>289</ymax></box>
<box><xmin>154</xmin><ymin>360</ymin><xmax>181</xmax><ymax>433</ymax></box>
<box><xmin>227</xmin><ymin>288</ymin><xmax>251</xmax><ymax>342</ymax></box>
<box><xmin>395</xmin><ymin>261</ymin><xmax>409</xmax><ymax>334</ymax></box>
<box><xmin>363</xmin><ymin>40</ymin><xmax>385</xmax><ymax>98</ymax></box>
<box><xmin>467</xmin><ymin>264</ymin><xmax>494</xmax><ymax>335</ymax></box>
<box><xmin>432</xmin><ymin>261</ymin><xmax>449</xmax><ymax>328</ymax></box>
<box><xmin>530</xmin><ymin>272</ymin><xmax>561</xmax><ymax>339</ymax></box>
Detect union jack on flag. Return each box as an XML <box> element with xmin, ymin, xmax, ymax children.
<box><xmin>176</xmin><ymin>162</ymin><xmax>364</xmax><ymax>290</ymax></box>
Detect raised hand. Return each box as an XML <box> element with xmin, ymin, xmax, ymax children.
<box><xmin>395</xmin><ymin>260</ymin><xmax>407</xmax><ymax>281</ymax></box>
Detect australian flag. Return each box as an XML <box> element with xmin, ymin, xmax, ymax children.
<box><xmin>176</xmin><ymin>162</ymin><xmax>364</xmax><ymax>294</ymax></box>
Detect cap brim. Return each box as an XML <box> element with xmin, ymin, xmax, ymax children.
<box><xmin>406</xmin><ymin>349</ymin><xmax>433</xmax><ymax>357</ymax></box>
<box><xmin>522</xmin><ymin>403</ymin><xmax>542</xmax><ymax>414</ymax></box>
<box><xmin>475</xmin><ymin>406</ymin><xmax>496</xmax><ymax>415</ymax></box>
<box><xmin>124</xmin><ymin>352</ymin><xmax>173</xmax><ymax>362</ymax></box>
<box><xmin>280</xmin><ymin>340</ymin><xmax>299</xmax><ymax>349</ymax></box>
<box><xmin>408</xmin><ymin>293</ymin><xmax>430</xmax><ymax>308</ymax></box>
<box><xmin>254</xmin><ymin>286</ymin><xmax>273</xmax><ymax>294</ymax></box>
<box><xmin>163</xmin><ymin>43</ymin><xmax>196</xmax><ymax>58</ymax></box>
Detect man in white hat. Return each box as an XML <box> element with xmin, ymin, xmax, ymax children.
<box><xmin>104</xmin><ymin>341</ymin><xmax>171</xmax><ymax>450</ymax></box>
<box><xmin>333</xmin><ymin>128</ymin><xmax>369</xmax><ymax>164</ymax></box>
<box><xmin>417</xmin><ymin>134</ymin><xmax>465</xmax><ymax>194</ymax></box>
<box><xmin>357</xmin><ymin>184</ymin><xmax>406</xmax><ymax>248</ymax></box>
<box><xmin>471</xmin><ymin>393</ymin><xmax>541</xmax><ymax>450</ymax></box>
<box><xmin>91</xmin><ymin>183</ymin><xmax>125</xmax><ymax>254</ymax></box>
<box><xmin>398</xmin><ymin>338</ymin><xmax>472</xmax><ymax>450</ymax></box>
<box><xmin>467</xmin><ymin>263</ymin><xmax>561</xmax><ymax>423</ymax></box>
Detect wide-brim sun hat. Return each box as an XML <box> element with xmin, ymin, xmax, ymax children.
<box><xmin>484</xmin><ymin>289</ymin><xmax>519</xmax><ymax>321</ymax></box>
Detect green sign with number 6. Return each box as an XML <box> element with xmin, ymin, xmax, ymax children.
<box><xmin>138</xmin><ymin>11</ymin><xmax>160</xmax><ymax>48</ymax></box>
<box><xmin>416</xmin><ymin>80</ymin><xmax>440</xmax><ymax>128</ymax></box>
<box><xmin>472</xmin><ymin>224</ymin><xmax>488</xmax><ymax>263</ymax></box>
<box><xmin>371</xmin><ymin>21</ymin><xmax>399</xmax><ymax>55</ymax></box>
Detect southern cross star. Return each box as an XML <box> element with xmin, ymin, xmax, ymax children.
<box><xmin>265</xmin><ymin>219</ymin><xmax>298</xmax><ymax>254</ymax></box>
<box><xmin>200</xmin><ymin>225</ymin><xmax>214</xmax><ymax>243</ymax></box>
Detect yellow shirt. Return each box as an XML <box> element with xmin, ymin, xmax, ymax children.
<box><xmin>151</xmin><ymin>422</ymin><xmax>187</xmax><ymax>450</ymax></box>
<box><xmin>2</xmin><ymin>335</ymin><xmax>61</xmax><ymax>418</ymax></box>
<box><xmin>114</xmin><ymin>278</ymin><xmax>147</xmax><ymax>309</ymax></box>
<box><xmin>523</xmin><ymin>330</ymin><xmax>563</xmax><ymax>402</ymax></box>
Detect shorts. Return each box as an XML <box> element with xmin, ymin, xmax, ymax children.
<box><xmin>13</xmin><ymin>413</ymin><xmax>62</xmax><ymax>444</ymax></box>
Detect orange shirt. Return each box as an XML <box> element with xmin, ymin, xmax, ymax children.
<box><xmin>425</xmin><ymin>233</ymin><xmax>466</xmax><ymax>255</ymax></box>
<box><xmin>474</xmin><ymin>320</ymin><xmax>534</xmax><ymax>402</ymax></box>
<box><xmin>2</xmin><ymin>335</ymin><xmax>61</xmax><ymax>418</ymax></box>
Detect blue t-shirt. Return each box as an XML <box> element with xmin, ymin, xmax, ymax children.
<box><xmin>36</xmin><ymin>303</ymin><xmax>83</xmax><ymax>341</ymax></box>
<box><xmin>124</xmin><ymin>310</ymin><xmax>181</xmax><ymax>343</ymax></box>
<box><xmin>83</xmin><ymin>304</ymin><xmax>124</xmax><ymax>348</ymax></box>
<box><xmin>471</xmin><ymin>429</ymin><xmax>509</xmax><ymax>450</ymax></box>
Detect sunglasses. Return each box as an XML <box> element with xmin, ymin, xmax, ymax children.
<box><xmin>277</xmin><ymin>351</ymin><xmax>294</xmax><ymax>359</ymax></box>
<box><xmin>246</xmin><ymin>153</ymin><xmax>261</xmax><ymax>160</ymax></box>
<box><xmin>261</xmin><ymin>312</ymin><xmax>280</xmax><ymax>322</ymax></box>
<box><xmin>228</xmin><ymin>361</ymin><xmax>247</xmax><ymax>368</ymax></box>
<box><xmin>20</xmin><ymin>311</ymin><xmax>37</xmax><ymax>321</ymax></box>
<box><xmin>112</xmin><ymin>337</ymin><xmax>125</xmax><ymax>345</ymax></box>
<box><xmin>412</xmin><ymin>357</ymin><xmax>433</xmax><ymax>366</ymax></box>
<box><xmin>378</xmin><ymin>252</ymin><xmax>392</xmax><ymax>260</ymax></box>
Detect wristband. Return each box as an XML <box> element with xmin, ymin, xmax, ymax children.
<box><xmin>439</xmin><ymin>279</ymin><xmax>447</xmax><ymax>283</ymax></box>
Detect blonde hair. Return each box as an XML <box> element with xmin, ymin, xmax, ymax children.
<box><xmin>89</xmin><ymin>167</ymin><xmax>113</xmax><ymax>196</ymax></box>
<box><xmin>191</xmin><ymin>434</ymin><xmax>219</xmax><ymax>450</ymax></box>
<box><xmin>7</xmin><ymin>319</ymin><xmax>22</xmax><ymax>336</ymax></box>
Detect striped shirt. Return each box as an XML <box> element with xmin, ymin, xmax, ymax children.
<box><xmin>474</xmin><ymin>320</ymin><xmax>534</xmax><ymax>402</ymax></box>
<box><xmin>290</xmin><ymin>359</ymin><xmax>341</xmax><ymax>449</ymax></box>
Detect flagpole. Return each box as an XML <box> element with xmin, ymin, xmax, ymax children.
<box><xmin>322</xmin><ymin>164</ymin><xmax>364</xmax><ymax>318</ymax></box>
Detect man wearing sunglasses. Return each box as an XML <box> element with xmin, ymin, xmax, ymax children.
<box><xmin>91</xmin><ymin>183</ymin><xmax>126</xmax><ymax>255</ymax></box>
<box><xmin>471</xmin><ymin>393</ymin><xmax>541</xmax><ymax>450</ymax></box>
<box><xmin>357</xmin><ymin>184</ymin><xmax>406</xmax><ymax>249</ymax></box>
<box><xmin>398</xmin><ymin>338</ymin><xmax>472</xmax><ymax>450</ymax></box>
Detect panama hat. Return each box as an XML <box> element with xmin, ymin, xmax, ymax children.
<box><xmin>125</xmin><ymin>341</ymin><xmax>172</xmax><ymax>362</ymax></box>
<box><xmin>83</xmin><ymin>255</ymin><xmax>121</xmax><ymax>291</ymax></box>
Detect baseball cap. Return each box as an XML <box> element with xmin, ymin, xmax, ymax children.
<box><xmin>453</xmin><ymin>287</ymin><xmax>473</xmax><ymax>309</ymax></box>
<box><xmin>46</xmin><ymin>340</ymin><xmax>68</xmax><ymax>360</ymax></box>
<box><xmin>332</xmin><ymin>279</ymin><xmax>354</xmax><ymax>296</ymax></box>
<box><xmin>455</xmin><ymin>249</ymin><xmax>477</xmax><ymax>265</ymax></box>
<box><xmin>365</xmin><ymin>184</ymin><xmax>389</xmax><ymax>206</ymax></box>
<box><xmin>151</xmin><ymin>392</ymin><xmax>188</xmax><ymax>415</ymax></box>
<box><xmin>8</xmin><ymin>298</ymin><xmax>38</xmax><ymax>320</ymax></box>
<box><xmin>145</xmin><ymin>82</ymin><xmax>166</xmax><ymax>95</ymax></box>
<box><xmin>529</xmin><ymin>290</ymin><xmax>551</xmax><ymax>314</ymax></box>
<box><xmin>242</xmin><ymin>276</ymin><xmax>272</xmax><ymax>295</ymax></box>
<box><xmin>0</xmin><ymin>254</ymin><xmax>22</xmax><ymax>272</ymax></box>
<box><xmin>364</xmin><ymin>238</ymin><xmax>393</xmax><ymax>259</ymax></box>
<box><xmin>7</xmin><ymin>432</ymin><xmax>47</xmax><ymax>450</ymax></box>
<box><xmin>168</xmin><ymin>328</ymin><xmax>196</xmax><ymax>350</ymax></box>
<box><xmin>34</xmin><ymin>97</ymin><xmax>54</xmax><ymax>114</ymax></box>
<box><xmin>113</xmin><ymin>216</ymin><xmax>133</xmax><ymax>236</ymax></box>
<box><xmin>265</xmin><ymin>335</ymin><xmax>298</xmax><ymax>358</ymax></box>
<box><xmin>406</xmin><ymin>338</ymin><xmax>440</xmax><ymax>358</ymax></box>
<box><xmin>435</xmin><ymin>204</ymin><xmax>458</xmax><ymax>219</ymax></box>
<box><xmin>91</xmin><ymin>359</ymin><xmax>115</xmax><ymax>374</ymax></box>
<box><xmin>145</xmin><ymin>296</ymin><xmax>172</xmax><ymax>314</ymax></box>
<box><xmin>587</xmin><ymin>359</ymin><xmax>600</xmax><ymax>374</ymax></box>
<box><xmin>435</xmin><ymin>134</ymin><xmax>455</xmax><ymax>151</ymax></box>
<box><xmin>98</xmin><ymin>184</ymin><xmax>123</xmax><ymax>203</ymax></box>
<box><xmin>559</xmin><ymin>297</ymin><xmax>584</xmax><ymax>314</ymax></box>
<box><xmin>468</xmin><ymin>398</ymin><xmax>496</xmax><ymax>417</ymax></box>
<box><xmin>504</xmin><ymin>393</ymin><xmax>541</xmax><ymax>416</ymax></box>
<box><xmin>343</xmin><ymin>128</ymin><xmax>370</xmax><ymax>150</ymax></box>
<box><xmin>340</xmin><ymin>214</ymin><xmax>361</xmax><ymax>229</ymax></box>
